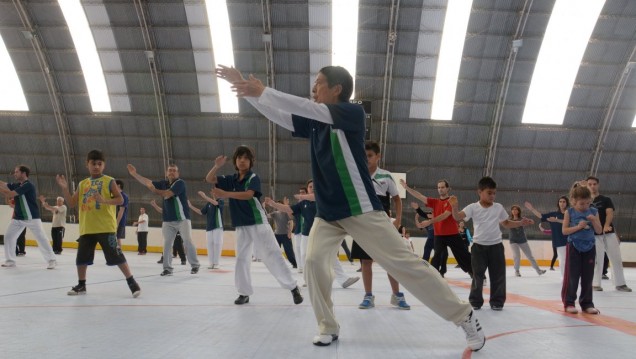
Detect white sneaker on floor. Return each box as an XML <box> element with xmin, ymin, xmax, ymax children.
<box><xmin>2</xmin><ymin>262</ymin><xmax>16</xmax><ymax>268</ymax></box>
<box><xmin>459</xmin><ymin>310</ymin><xmax>485</xmax><ymax>351</ymax></box>
<box><xmin>47</xmin><ymin>260</ymin><xmax>57</xmax><ymax>269</ymax></box>
<box><xmin>312</xmin><ymin>334</ymin><xmax>338</xmax><ymax>346</ymax></box>
<box><xmin>341</xmin><ymin>277</ymin><xmax>359</xmax><ymax>288</ymax></box>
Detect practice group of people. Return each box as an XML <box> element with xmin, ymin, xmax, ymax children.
<box><xmin>2</xmin><ymin>64</ymin><xmax>633</xmax><ymax>354</ymax></box>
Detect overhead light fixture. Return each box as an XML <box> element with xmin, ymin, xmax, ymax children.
<box><xmin>431</xmin><ymin>0</ymin><xmax>473</xmax><ymax>121</ymax></box>
<box><xmin>0</xmin><ymin>35</ymin><xmax>29</xmax><ymax>111</ymax></box>
<box><xmin>205</xmin><ymin>0</ymin><xmax>238</xmax><ymax>113</ymax></box>
<box><xmin>58</xmin><ymin>0</ymin><xmax>111</xmax><ymax>112</ymax></box>
<box><xmin>522</xmin><ymin>0</ymin><xmax>606</xmax><ymax>125</ymax></box>
<box><xmin>332</xmin><ymin>0</ymin><xmax>359</xmax><ymax>96</ymax></box>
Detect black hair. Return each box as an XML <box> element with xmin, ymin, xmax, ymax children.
<box><xmin>115</xmin><ymin>179</ymin><xmax>124</xmax><ymax>189</ymax></box>
<box><xmin>586</xmin><ymin>176</ymin><xmax>599</xmax><ymax>184</ymax></box>
<box><xmin>232</xmin><ymin>145</ymin><xmax>255</xmax><ymax>170</ymax></box>
<box><xmin>87</xmin><ymin>149</ymin><xmax>105</xmax><ymax>162</ymax></box>
<box><xmin>557</xmin><ymin>195</ymin><xmax>570</xmax><ymax>210</ymax></box>
<box><xmin>319</xmin><ymin>66</ymin><xmax>353</xmax><ymax>102</ymax></box>
<box><xmin>478</xmin><ymin>176</ymin><xmax>497</xmax><ymax>190</ymax></box>
<box><xmin>16</xmin><ymin>165</ymin><xmax>30</xmax><ymax>177</ymax></box>
<box><xmin>365</xmin><ymin>140</ymin><xmax>381</xmax><ymax>154</ymax></box>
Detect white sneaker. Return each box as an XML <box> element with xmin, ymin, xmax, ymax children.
<box><xmin>2</xmin><ymin>262</ymin><xmax>16</xmax><ymax>268</ymax></box>
<box><xmin>341</xmin><ymin>277</ymin><xmax>360</xmax><ymax>288</ymax></box>
<box><xmin>47</xmin><ymin>260</ymin><xmax>57</xmax><ymax>270</ymax></box>
<box><xmin>298</xmin><ymin>268</ymin><xmax>303</xmax><ymax>274</ymax></box>
<box><xmin>459</xmin><ymin>310</ymin><xmax>485</xmax><ymax>351</ymax></box>
<box><xmin>312</xmin><ymin>334</ymin><xmax>338</xmax><ymax>346</ymax></box>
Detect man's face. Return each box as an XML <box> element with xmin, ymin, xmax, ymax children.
<box><xmin>56</xmin><ymin>198</ymin><xmax>64</xmax><ymax>206</ymax></box>
<box><xmin>587</xmin><ymin>179</ymin><xmax>599</xmax><ymax>193</ymax></box>
<box><xmin>437</xmin><ymin>182</ymin><xmax>449</xmax><ymax>197</ymax></box>
<box><xmin>312</xmin><ymin>73</ymin><xmax>340</xmax><ymax>104</ymax></box>
<box><xmin>12</xmin><ymin>168</ymin><xmax>26</xmax><ymax>181</ymax></box>
<box><xmin>366</xmin><ymin>150</ymin><xmax>380</xmax><ymax>169</ymax></box>
<box><xmin>166</xmin><ymin>166</ymin><xmax>179</xmax><ymax>181</ymax></box>
<box><xmin>86</xmin><ymin>160</ymin><xmax>105</xmax><ymax>177</ymax></box>
<box><xmin>140</xmin><ymin>208</ymin><xmax>145</xmax><ymax>214</ymax></box>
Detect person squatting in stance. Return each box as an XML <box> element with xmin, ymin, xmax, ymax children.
<box><xmin>128</xmin><ymin>164</ymin><xmax>201</xmax><ymax>276</ymax></box>
<box><xmin>1</xmin><ymin>165</ymin><xmax>57</xmax><ymax>269</ymax></box>
<box><xmin>205</xmin><ymin>146</ymin><xmax>303</xmax><ymax>306</ymax></box>
<box><xmin>215</xmin><ymin>64</ymin><xmax>485</xmax><ymax>351</ymax></box>
<box><xmin>401</xmin><ymin>179</ymin><xmax>473</xmax><ymax>278</ymax></box>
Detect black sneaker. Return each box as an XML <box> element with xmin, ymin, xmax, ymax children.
<box><xmin>68</xmin><ymin>284</ymin><xmax>86</xmax><ymax>296</ymax></box>
<box><xmin>160</xmin><ymin>270</ymin><xmax>172</xmax><ymax>276</ymax></box>
<box><xmin>291</xmin><ymin>286</ymin><xmax>303</xmax><ymax>305</ymax></box>
<box><xmin>157</xmin><ymin>256</ymin><xmax>163</xmax><ymax>264</ymax></box>
<box><xmin>181</xmin><ymin>261</ymin><xmax>187</xmax><ymax>265</ymax></box>
<box><xmin>191</xmin><ymin>266</ymin><xmax>199</xmax><ymax>274</ymax></box>
<box><xmin>128</xmin><ymin>280</ymin><xmax>141</xmax><ymax>298</ymax></box>
<box><xmin>234</xmin><ymin>295</ymin><xmax>249</xmax><ymax>305</ymax></box>
<box><xmin>491</xmin><ymin>305</ymin><xmax>503</xmax><ymax>311</ymax></box>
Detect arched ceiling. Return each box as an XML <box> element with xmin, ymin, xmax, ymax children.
<box><xmin>1</xmin><ymin>0</ymin><xmax>635</xmax><ymax>237</ymax></box>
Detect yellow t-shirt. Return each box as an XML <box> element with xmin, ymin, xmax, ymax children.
<box><xmin>78</xmin><ymin>175</ymin><xmax>117</xmax><ymax>235</ymax></box>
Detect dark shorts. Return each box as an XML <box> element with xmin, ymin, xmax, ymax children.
<box><xmin>117</xmin><ymin>225</ymin><xmax>126</xmax><ymax>239</ymax></box>
<box><xmin>351</xmin><ymin>240</ymin><xmax>372</xmax><ymax>260</ymax></box>
<box><xmin>76</xmin><ymin>233</ymin><xmax>127</xmax><ymax>266</ymax></box>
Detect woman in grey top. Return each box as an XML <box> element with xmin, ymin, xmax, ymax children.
<box><xmin>509</xmin><ymin>205</ymin><xmax>546</xmax><ymax>277</ymax></box>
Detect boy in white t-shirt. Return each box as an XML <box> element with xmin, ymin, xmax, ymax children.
<box><xmin>449</xmin><ymin>177</ymin><xmax>533</xmax><ymax>311</ymax></box>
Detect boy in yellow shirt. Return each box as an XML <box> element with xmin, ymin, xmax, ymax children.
<box><xmin>56</xmin><ymin>150</ymin><xmax>140</xmax><ymax>297</ymax></box>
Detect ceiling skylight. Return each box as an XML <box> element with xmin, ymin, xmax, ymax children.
<box><xmin>205</xmin><ymin>0</ymin><xmax>238</xmax><ymax>113</ymax></box>
<box><xmin>0</xmin><ymin>35</ymin><xmax>28</xmax><ymax>111</ymax></box>
<box><xmin>58</xmin><ymin>0</ymin><xmax>111</xmax><ymax>112</ymax></box>
<box><xmin>522</xmin><ymin>0</ymin><xmax>605</xmax><ymax>125</ymax></box>
<box><xmin>332</xmin><ymin>0</ymin><xmax>359</xmax><ymax>96</ymax></box>
<box><xmin>430</xmin><ymin>0</ymin><xmax>473</xmax><ymax>121</ymax></box>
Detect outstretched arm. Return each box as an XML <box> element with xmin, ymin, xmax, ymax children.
<box><xmin>39</xmin><ymin>196</ymin><xmax>59</xmax><ymax>213</ymax></box>
<box><xmin>149</xmin><ymin>200</ymin><xmax>163</xmax><ymax>214</ymax></box>
<box><xmin>197</xmin><ymin>191</ymin><xmax>219</xmax><ymax>205</ymax></box>
<box><xmin>188</xmin><ymin>200</ymin><xmax>203</xmax><ymax>216</ymax></box>
<box><xmin>0</xmin><ymin>182</ymin><xmax>18</xmax><ymax>197</ymax></box>
<box><xmin>216</xmin><ymin>65</ymin><xmax>334</xmax><ymax>128</ymax></box>
<box><xmin>126</xmin><ymin>164</ymin><xmax>173</xmax><ymax>197</ymax></box>
<box><xmin>263</xmin><ymin>197</ymin><xmax>293</xmax><ymax>215</ymax></box>
<box><xmin>400</xmin><ymin>179</ymin><xmax>429</xmax><ymax>204</ymax></box>
<box><xmin>523</xmin><ymin>201</ymin><xmax>543</xmax><ymax>219</ymax></box>
<box><xmin>294</xmin><ymin>193</ymin><xmax>316</xmax><ymax>202</ymax></box>
<box><xmin>500</xmin><ymin>217</ymin><xmax>535</xmax><ymax>229</ymax></box>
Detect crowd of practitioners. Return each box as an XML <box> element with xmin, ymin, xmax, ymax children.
<box><xmin>2</xmin><ymin>64</ymin><xmax>633</xmax><ymax>353</ymax></box>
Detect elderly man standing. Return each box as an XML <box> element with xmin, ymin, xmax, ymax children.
<box><xmin>40</xmin><ymin>195</ymin><xmax>67</xmax><ymax>254</ymax></box>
